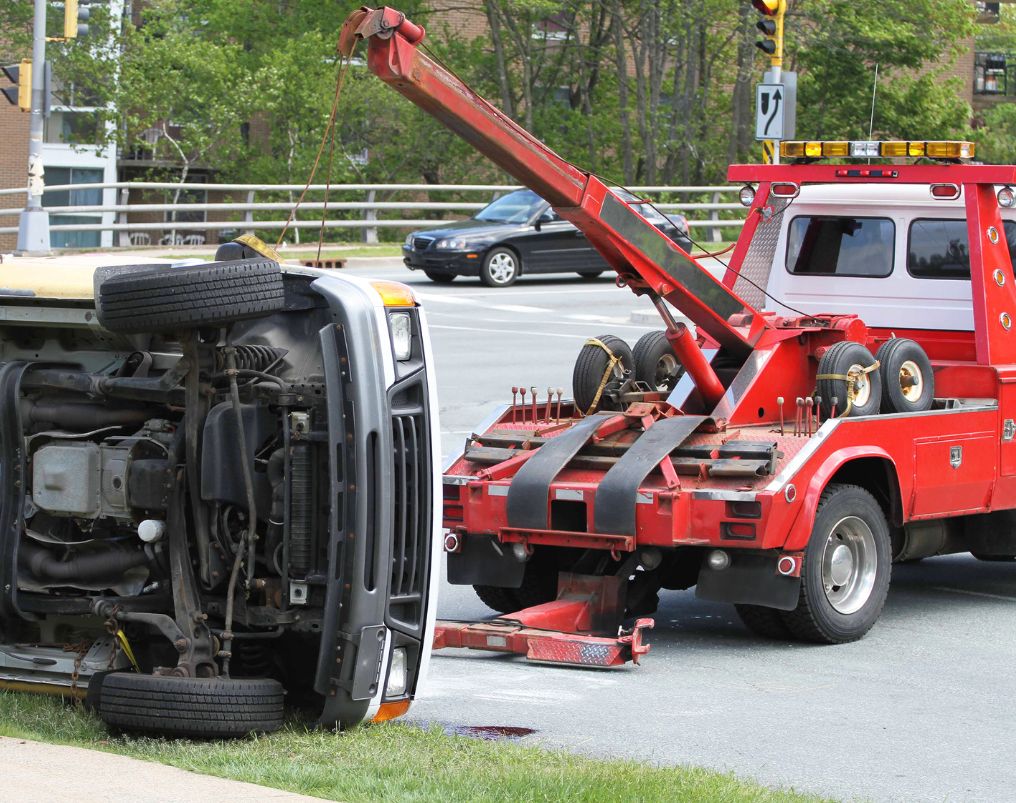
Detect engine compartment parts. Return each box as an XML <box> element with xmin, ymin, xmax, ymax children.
<box><xmin>0</xmin><ymin>253</ymin><xmax>438</xmax><ymax>737</ymax></box>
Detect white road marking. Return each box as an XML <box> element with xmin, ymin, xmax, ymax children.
<box><xmin>490</xmin><ymin>304</ymin><xmax>548</xmax><ymax>314</ymax></box>
<box><xmin>430</xmin><ymin>324</ymin><xmax>589</xmax><ymax>339</ymax></box>
<box><xmin>428</xmin><ymin>311</ymin><xmax>653</xmax><ymax>331</ymax></box>
<box><xmin>931</xmin><ymin>586</ymin><xmax>1016</xmax><ymax>602</ymax></box>
<box><xmin>415</xmin><ymin>293</ymin><xmax>475</xmax><ymax>305</ymax></box>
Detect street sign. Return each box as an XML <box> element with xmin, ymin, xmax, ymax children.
<box><xmin>756</xmin><ymin>83</ymin><xmax>785</xmax><ymax>141</ymax></box>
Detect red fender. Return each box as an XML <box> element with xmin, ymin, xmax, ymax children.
<box><xmin>782</xmin><ymin>446</ymin><xmax>902</xmax><ymax>552</ymax></box>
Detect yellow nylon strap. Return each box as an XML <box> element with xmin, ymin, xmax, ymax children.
<box><xmin>815</xmin><ymin>360</ymin><xmax>880</xmax><ymax>418</ymax></box>
<box><xmin>115</xmin><ymin>629</ymin><xmax>140</xmax><ymax>672</ymax></box>
<box><xmin>584</xmin><ymin>337</ymin><xmax>622</xmax><ymax>416</ymax></box>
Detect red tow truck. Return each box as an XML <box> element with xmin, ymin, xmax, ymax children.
<box><xmin>344</xmin><ymin>7</ymin><xmax>1016</xmax><ymax>664</ymax></box>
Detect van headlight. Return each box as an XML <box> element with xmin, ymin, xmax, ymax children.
<box><xmin>390</xmin><ymin>312</ymin><xmax>413</xmax><ymax>361</ymax></box>
<box><xmin>385</xmin><ymin>647</ymin><xmax>408</xmax><ymax>697</ymax></box>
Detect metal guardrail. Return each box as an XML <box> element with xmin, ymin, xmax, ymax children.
<box><xmin>0</xmin><ymin>181</ymin><xmax>747</xmax><ymax>246</ymax></box>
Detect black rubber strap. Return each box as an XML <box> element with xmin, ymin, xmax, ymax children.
<box><xmin>594</xmin><ymin>415</ymin><xmax>708</xmax><ymax>535</ymax></box>
<box><xmin>506</xmin><ymin>412</ymin><xmax>614</xmax><ymax>530</ymax></box>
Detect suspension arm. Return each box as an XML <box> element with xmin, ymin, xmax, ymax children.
<box><xmin>340</xmin><ymin>6</ymin><xmax>759</xmax><ymax>362</ymax></box>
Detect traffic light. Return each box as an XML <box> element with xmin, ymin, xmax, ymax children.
<box><xmin>752</xmin><ymin>0</ymin><xmax>786</xmax><ymax>61</ymax></box>
<box><xmin>1</xmin><ymin>60</ymin><xmax>32</xmax><ymax>112</ymax></box>
<box><xmin>64</xmin><ymin>0</ymin><xmax>90</xmax><ymax>39</ymax></box>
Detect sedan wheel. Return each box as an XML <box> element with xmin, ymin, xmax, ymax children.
<box><xmin>481</xmin><ymin>248</ymin><xmax>519</xmax><ymax>287</ymax></box>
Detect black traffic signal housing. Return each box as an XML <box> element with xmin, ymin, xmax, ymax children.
<box><xmin>751</xmin><ymin>0</ymin><xmax>785</xmax><ymax>60</ymax></box>
<box><xmin>64</xmin><ymin>0</ymin><xmax>90</xmax><ymax>39</ymax></box>
<box><xmin>1</xmin><ymin>60</ymin><xmax>32</xmax><ymax>112</ymax></box>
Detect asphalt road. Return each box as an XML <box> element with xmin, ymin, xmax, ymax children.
<box><xmin>348</xmin><ymin>258</ymin><xmax>1016</xmax><ymax>803</ymax></box>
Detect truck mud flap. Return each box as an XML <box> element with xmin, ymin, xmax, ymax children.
<box><xmin>506</xmin><ymin>412</ymin><xmax>614</xmax><ymax>530</ymax></box>
<box><xmin>594</xmin><ymin>415</ymin><xmax>709</xmax><ymax>535</ymax></box>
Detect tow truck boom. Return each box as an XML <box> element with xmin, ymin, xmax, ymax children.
<box><xmin>340</xmin><ymin>6</ymin><xmax>763</xmax><ymax>405</ymax></box>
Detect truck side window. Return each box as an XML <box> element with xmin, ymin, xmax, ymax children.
<box><xmin>908</xmin><ymin>219</ymin><xmax>970</xmax><ymax>279</ymax></box>
<box><xmin>785</xmin><ymin>216</ymin><xmax>894</xmax><ymax>277</ymax></box>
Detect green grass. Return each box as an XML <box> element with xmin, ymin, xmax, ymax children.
<box><xmin>0</xmin><ymin>692</ymin><xmax>826</xmax><ymax>802</ymax></box>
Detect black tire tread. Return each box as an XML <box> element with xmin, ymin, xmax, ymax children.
<box><xmin>473</xmin><ymin>584</ymin><xmax>520</xmax><ymax>614</ymax></box>
<box><xmin>572</xmin><ymin>333</ymin><xmax>633</xmax><ymax>413</ymax></box>
<box><xmin>816</xmin><ymin>341</ymin><xmax>882</xmax><ymax>419</ymax></box>
<box><xmin>875</xmin><ymin>337</ymin><xmax>934</xmax><ymax>414</ymax></box>
<box><xmin>632</xmin><ymin>330</ymin><xmax>682</xmax><ymax>392</ymax></box>
<box><xmin>96</xmin><ymin>258</ymin><xmax>285</xmax><ymax>334</ymax></box>
<box><xmin>98</xmin><ymin>673</ymin><xmax>284</xmax><ymax>738</ymax></box>
<box><xmin>735</xmin><ymin>604</ymin><xmax>792</xmax><ymax>640</ymax></box>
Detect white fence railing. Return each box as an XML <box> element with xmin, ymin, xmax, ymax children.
<box><xmin>0</xmin><ymin>182</ymin><xmax>747</xmax><ymax>247</ymax></box>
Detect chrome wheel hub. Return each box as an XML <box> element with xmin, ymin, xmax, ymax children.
<box><xmin>821</xmin><ymin>515</ymin><xmax>878</xmax><ymax>615</ymax></box>
<box><xmin>488</xmin><ymin>253</ymin><xmax>516</xmax><ymax>284</ymax></box>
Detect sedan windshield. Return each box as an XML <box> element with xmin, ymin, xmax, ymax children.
<box><xmin>475</xmin><ymin>189</ymin><xmax>545</xmax><ymax>224</ymax></box>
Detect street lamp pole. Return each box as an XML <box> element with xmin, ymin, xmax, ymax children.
<box><xmin>17</xmin><ymin>0</ymin><xmax>51</xmax><ymax>255</ymax></box>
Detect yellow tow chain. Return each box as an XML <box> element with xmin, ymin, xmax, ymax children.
<box><xmin>815</xmin><ymin>360</ymin><xmax>880</xmax><ymax>418</ymax></box>
<box><xmin>584</xmin><ymin>337</ymin><xmax>623</xmax><ymax>416</ymax></box>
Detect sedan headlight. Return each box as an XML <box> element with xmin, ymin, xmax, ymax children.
<box><xmin>385</xmin><ymin>647</ymin><xmax>408</xmax><ymax>697</ymax></box>
<box><xmin>435</xmin><ymin>237</ymin><xmax>469</xmax><ymax>250</ymax></box>
<box><xmin>389</xmin><ymin>312</ymin><xmax>413</xmax><ymax>361</ymax></box>
<box><xmin>404</xmin><ymin>232</ymin><xmax>414</xmax><ymax>247</ymax></box>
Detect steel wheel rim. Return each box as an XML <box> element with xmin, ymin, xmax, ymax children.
<box><xmin>847</xmin><ymin>363</ymin><xmax>872</xmax><ymax>408</ymax></box>
<box><xmin>488</xmin><ymin>252</ymin><xmax>516</xmax><ymax>284</ymax></box>
<box><xmin>653</xmin><ymin>353</ymin><xmax>679</xmax><ymax>391</ymax></box>
<box><xmin>821</xmin><ymin>515</ymin><xmax>878</xmax><ymax>615</ymax></box>
<box><xmin>898</xmin><ymin>359</ymin><xmax>923</xmax><ymax>403</ymax></box>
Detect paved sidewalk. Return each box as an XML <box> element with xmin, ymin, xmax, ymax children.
<box><xmin>0</xmin><ymin>737</ymin><xmax>319</xmax><ymax>803</ymax></box>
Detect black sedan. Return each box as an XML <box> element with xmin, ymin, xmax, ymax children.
<box><xmin>402</xmin><ymin>188</ymin><xmax>693</xmax><ymax>287</ymax></box>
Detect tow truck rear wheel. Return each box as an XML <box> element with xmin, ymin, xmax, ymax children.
<box><xmin>572</xmin><ymin>334</ymin><xmax>633</xmax><ymax>413</ymax></box>
<box><xmin>735</xmin><ymin>605</ymin><xmax>792</xmax><ymax>640</ymax></box>
<box><xmin>633</xmin><ymin>331</ymin><xmax>684</xmax><ymax>392</ymax></box>
<box><xmin>473</xmin><ymin>585</ymin><xmax>520</xmax><ymax>614</ymax></box>
<box><xmin>782</xmin><ymin>484</ymin><xmax>891</xmax><ymax>644</ymax></box>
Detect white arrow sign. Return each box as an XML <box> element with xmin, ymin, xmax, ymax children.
<box><xmin>755</xmin><ymin>83</ymin><xmax>785</xmax><ymax>141</ymax></box>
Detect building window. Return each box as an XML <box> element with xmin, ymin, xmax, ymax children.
<box><xmin>43</xmin><ymin>166</ymin><xmax>103</xmax><ymax>248</ymax></box>
<box><xmin>974</xmin><ymin>52</ymin><xmax>1014</xmax><ymax>96</ymax></box>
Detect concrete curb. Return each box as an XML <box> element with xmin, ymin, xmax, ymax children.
<box><xmin>0</xmin><ymin>736</ymin><xmax>320</xmax><ymax>803</ymax></box>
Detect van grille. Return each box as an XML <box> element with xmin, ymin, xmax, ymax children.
<box><xmin>388</xmin><ymin>409</ymin><xmax>431</xmax><ymax>634</ymax></box>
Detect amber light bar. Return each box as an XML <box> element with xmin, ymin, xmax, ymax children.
<box><xmin>780</xmin><ymin>140</ymin><xmax>975</xmax><ymax>161</ymax></box>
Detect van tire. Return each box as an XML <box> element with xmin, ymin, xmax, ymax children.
<box><xmin>97</xmin><ymin>673</ymin><xmax>285</xmax><ymax>738</ymax></box>
<box><xmin>95</xmin><ymin>258</ymin><xmax>285</xmax><ymax>334</ymax></box>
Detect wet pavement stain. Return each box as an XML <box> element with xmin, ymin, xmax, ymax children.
<box><xmin>445</xmin><ymin>725</ymin><xmax>536</xmax><ymax>741</ymax></box>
